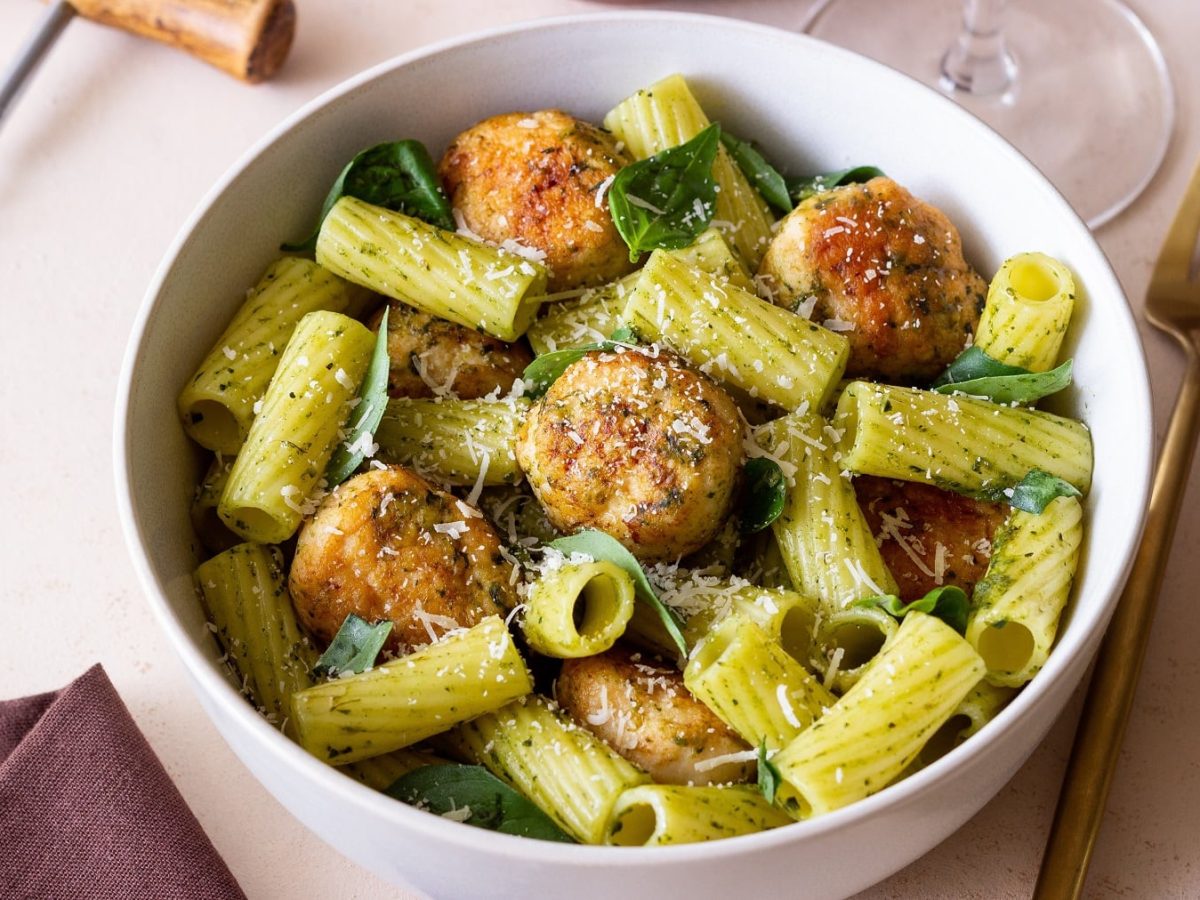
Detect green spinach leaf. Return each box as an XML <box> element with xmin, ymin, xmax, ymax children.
<box><xmin>786</xmin><ymin>165</ymin><xmax>885</xmax><ymax>205</ymax></box>
<box><xmin>935</xmin><ymin>360</ymin><xmax>1073</xmax><ymax>405</ymax></box>
<box><xmin>283</xmin><ymin>140</ymin><xmax>454</xmax><ymax>252</ymax></box>
<box><xmin>719</xmin><ymin>129</ymin><xmax>792</xmax><ymax>213</ymax></box>
<box><xmin>854</xmin><ymin>585</ymin><xmax>970</xmax><ymax>635</ymax></box>
<box><xmin>988</xmin><ymin>469</ymin><xmax>1083</xmax><ymax>514</ymax></box>
<box><xmin>325</xmin><ymin>308</ymin><xmax>391</xmax><ymax>487</ymax></box>
<box><xmin>608</xmin><ymin>124</ymin><xmax>721</xmax><ymax>261</ymax></box>
<box><xmin>313</xmin><ymin>613</ymin><xmax>393</xmax><ymax>678</ymax></box>
<box><xmin>386</xmin><ymin>764</ymin><xmax>574</xmax><ymax>842</ymax></box>
<box><xmin>933</xmin><ymin>346</ymin><xmax>1073</xmax><ymax>405</ymax></box>
<box><xmin>521</xmin><ymin>327</ymin><xmax>635</xmax><ymax>399</ymax></box>
<box><xmin>549</xmin><ymin>529</ymin><xmax>688</xmax><ymax>658</ymax></box>
<box><xmin>932</xmin><ymin>345</ymin><xmax>1025</xmax><ymax>385</ymax></box>
<box><xmin>740</xmin><ymin>458</ymin><xmax>786</xmax><ymax>534</ymax></box>
<box><xmin>757</xmin><ymin>739</ymin><xmax>782</xmax><ymax>805</ymax></box>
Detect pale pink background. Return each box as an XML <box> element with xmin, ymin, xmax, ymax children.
<box><xmin>1</xmin><ymin>1</ymin><xmax>1196</xmax><ymax>897</ymax></box>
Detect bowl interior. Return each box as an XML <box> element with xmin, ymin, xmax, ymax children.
<box><xmin>116</xmin><ymin>11</ymin><xmax>1152</xmax><ymax>896</ymax></box>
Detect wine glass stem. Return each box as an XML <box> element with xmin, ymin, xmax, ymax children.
<box><xmin>941</xmin><ymin>0</ymin><xmax>1017</xmax><ymax>95</ymax></box>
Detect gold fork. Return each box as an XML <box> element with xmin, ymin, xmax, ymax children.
<box><xmin>1034</xmin><ymin>158</ymin><xmax>1200</xmax><ymax>899</ymax></box>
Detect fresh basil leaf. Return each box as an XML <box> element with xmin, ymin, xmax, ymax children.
<box><xmin>933</xmin><ymin>346</ymin><xmax>1073</xmax><ymax>405</ymax></box>
<box><xmin>313</xmin><ymin>613</ymin><xmax>393</xmax><ymax>678</ymax></box>
<box><xmin>549</xmin><ymin>529</ymin><xmax>688</xmax><ymax>658</ymax></box>
<box><xmin>719</xmin><ymin>129</ymin><xmax>792</xmax><ymax>213</ymax></box>
<box><xmin>386</xmin><ymin>764</ymin><xmax>574</xmax><ymax>842</ymax></box>
<box><xmin>282</xmin><ymin>140</ymin><xmax>454</xmax><ymax>252</ymax></box>
<box><xmin>521</xmin><ymin>328</ymin><xmax>636</xmax><ymax>399</ymax></box>
<box><xmin>757</xmin><ymin>739</ymin><xmax>782</xmax><ymax>805</ymax></box>
<box><xmin>786</xmin><ymin>165</ymin><xmax>885</xmax><ymax>205</ymax></box>
<box><xmin>935</xmin><ymin>359</ymin><xmax>1073</xmax><ymax>405</ymax></box>
<box><xmin>608</xmin><ymin>123</ymin><xmax>721</xmax><ymax>262</ymax></box>
<box><xmin>854</xmin><ymin>585</ymin><xmax>970</xmax><ymax>635</ymax></box>
<box><xmin>740</xmin><ymin>458</ymin><xmax>786</xmax><ymax>534</ymax></box>
<box><xmin>521</xmin><ymin>348</ymin><xmax>592</xmax><ymax>399</ymax></box>
<box><xmin>993</xmin><ymin>469</ymin><xmax>1083</xmax><ymax>514</ymax></box>
<box><xmin>932</xmin><ymin>345</ymin><xmax>1026</xmax><ymax>386</ymax></box>
<box><xmin>325</xmin><ymin>308</ymin><xmax>391</xmax><ymax>487</ymax></box>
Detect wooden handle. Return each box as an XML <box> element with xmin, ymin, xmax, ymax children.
<box><xmin>69</xmin><ymin>0</ymin><xmax>296</xmax><ymax>83</ymax></box>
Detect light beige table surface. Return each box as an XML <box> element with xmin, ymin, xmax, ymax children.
<box><xmin>1</xmin><ymin>1</ymin><xmax>1197</xmax><ymax>897</ymax></box>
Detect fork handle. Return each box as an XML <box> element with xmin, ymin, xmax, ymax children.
<box><xmin>70</xmin><ymin>0</ymin><xmax>296</xmax><ymax>83</ymax></box>
<box><xmin>1035</xmin><ymin>348</ymin><xmax>1200</xmax><ymax>899</ymax></box>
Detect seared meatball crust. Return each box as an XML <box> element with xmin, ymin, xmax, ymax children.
<box><xmin>439</xmin><ymin>109</ymin><xmax>634</xmax><ymax>291</ymax></box>
<box><xmin>289</xmin><ymin>466</ymin><xmax>515</xmax><ymax>653</ymax></box>
<box><xmin>757</xmin><ymin>176</ymin><xmax>987</xmax><ymax>382</ymax></box>
<box><xmin>855</xmin><ymin>475</ymin><xmax>1008</xmax><ymax>601</ymax></box>
<box><xmin>556</xmin><ymin>647</ymin><xmax>752</xmax><ymax>785</ymax></box>
<box><xmin>515</xmin><ymin>348</ymin><xmax>744</xmax><ymax>562</ymax></box>
<box><xmin>369</xmin><ymin>300</ymin><xmax>531</xmax><ymax>399</ymax></box>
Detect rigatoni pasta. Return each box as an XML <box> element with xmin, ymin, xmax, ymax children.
<box><xmin>178</xmin><ymin>258</ymin><xmax>369</xmax><ymax>454</ymax></box>
<box><xmin>526</xmin><ymin>273</ymin><xmax>638</xmax><ymax>354</ymax></box>
<box><xmin>190</xmin><ymin>455</ymin><xmax>238</xmax><ymax>555</ymax></box>
<box><xmin>521</xmin><ymin>561</ymin><xmax>636</xmax><ymax>658</ymax></box>
<box><xmin>453</xmin><ymin>695</ymin><xmax>648</xmax><ymax>844</ymax></box>
<box><xmin>966</xmin><ymin>495</ymin><xmax>1084</xmax><ymax>686</ymax></box>
<box><xmin>974</xmin><ymin>252</ymin><xmax>1076</xmax><ymax>371</ymax></box>
<box><xmin>604</xmin><ymin>73</ymin><xmax>775</xmax><ymax>267</ymax></box>
<box><xmin>757</xmin><ymin>412</ymin><xmax>897</xmax><ymax>612</ymax></box>
<box><xmin>773</xmin><ymin>612</ymin><xmax>986</xmax><ymax>818</ymax></box>
<box><xmin>194</xmin><ymin>542</ymin><xmax>315</xmax><ymax>733</ymax></box>
<box><xmin>290</xmin><ymin>616</ymin><xmax>533</xmax><ymax>764</ymax></box>
<box><xmin>317</xmin><ymin>196</ymin><xmax>546</xmax><ymax>342</ymax></box>
<box><xmin>607</xmin><ymin>784</ymin><xmax>792</xmax><ymax>846</ymax></box>
<box><xmin>343</xmin><ymin>747</ymin><xmax>449</xmax><ymax>791</ymax></box>
<box><xmin>813</xmin><ymin>604</ymin><xmax>900</xmax><ymax>693</ymax></box>
<box><xmin>218</xmin><ymin>310</ymin><xmax>375</xmax><ymax>544</ymax></box>
<box><xmin>834</xmin><ymin>381</ymin><xmax>1093</xmax><ymax>498</ymax></box>
<box><xmin>685</xmin><ymin>616</ymin><xmax>835</xmax><ymax>750</ymax></box>
<box><xmin>176</xmin><ymin>82</ymin><xmax>1099</xmax><ymax>848</ymax></box>
<box><xmin>374</xmin><ymin>396</ymin><xmax>528</xmax><ymax>487</ymax></box>
<box><xmin>624</xmin><ymin>248</ymin><xmax>849</xmax><ymax>410</ymax></box>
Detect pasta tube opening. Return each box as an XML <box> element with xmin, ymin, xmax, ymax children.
<box><xmin>606</xmin><ymin>784</ymin><xmax>794</xmax><ymax>846</ymax></box>
<box><xmin>823</xmin><ymin>620</ymin><xmax>888</xmax><ymax>671</ymax></box>
<box><xmin>573</xmin><ymin>568</ymin><xmax>631</xmax><ymax>639</ymax></box>
<box><xmin>688</xmin><ymin>616</ymin><xmax>736</xmax><ymax>672</ymax></box>
<box><xmin>918</xmin><ymin>714</ymin><xmax>973</xmax><ymax>767</ymax></box>
<box><xmin>1008</xmin><ymin>257</ymin><xmax>1062</xmax><ymax>303</ymax></box>
<box><xmin>815</xmin><ymin>605</ymin><xmax>897</xmax><ymax>690</ymax></box>
<box><xmin>779</xmin><ymin>604</ymin><xmax>816</xmax><ymax>666</ymax></box>
<box><xmin>975</xmin><ymin>252</ymin><xmax>1076</xmax><ymax>372</ymax></box>
<box><xmin>522</xmin><ymin>561</ymin><xmax>636</xmax><ymax>658</ymax></box>
<box><xmin>187</xmin><ymin>401</ymin><xmax>240</xmax><ymax>452</ymax></box>
<box><xmin>607</xmin><ymin>800</ymin><xmax>660</xmax><ymax>846</ymax></box>
<box><xmin>974</xmin><ymin>621</ymin><xmax>1037</xmax><ymax>674</ymax></box>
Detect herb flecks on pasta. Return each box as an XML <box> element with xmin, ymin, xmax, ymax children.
<box><xmin>178</xmin><ymin>82</ymin><xmax>1094</xmax><ymax>846</ymax></box>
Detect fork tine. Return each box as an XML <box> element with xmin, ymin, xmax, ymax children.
<box><xmin>1150</xmin><ymin>155</ymin><xmax>1200</xmax><ymax>289</ymax></box>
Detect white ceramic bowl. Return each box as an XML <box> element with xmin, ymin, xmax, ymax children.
<box><xmin>115</xmin><ymin>12</ymin><xmax>1153</xmax><ymax>900</ymax></box>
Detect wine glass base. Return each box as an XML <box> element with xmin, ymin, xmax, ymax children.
<box><xmin>805</xmin><ymin>0</ymin><xmax>1175</xmax><ymax>229</ymax></box>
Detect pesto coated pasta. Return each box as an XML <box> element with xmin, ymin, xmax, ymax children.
<box><xmin>177</xmin><ymin>77</ymin><xmax>1096</xmax><ymax>848</ymax></box>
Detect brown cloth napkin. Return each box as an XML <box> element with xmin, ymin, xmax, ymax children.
<box><xmin>0</xmin><ymin>664</ymin><xmax>247</xmax><ymax>900</ymax></box>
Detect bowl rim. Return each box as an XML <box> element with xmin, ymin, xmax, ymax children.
<box><xmin>113</xmin><ymin>8</ymin><xmax>1154</xmax><ymax>866</ymax></box>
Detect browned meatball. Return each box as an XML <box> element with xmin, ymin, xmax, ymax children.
<box><xmin>368</xmin><ymin>301</ymin><xmax>531</xmax><ymax>399</ymax></box>
<box><xmin>289</xmin><ymin>466</ymin><xmax>516</xmax><ymax>653</ymax></box>
<box><xmin>757</xmin><ymin>177</ymin><xmax>987</xmax><ymax>382</ymax></box>
<box><xmin>556</xmin><ymin>648</ymin><xmax>752</xmax><ymax>785</ymax></box>
<box><xmin>439</xmin><ymin>109</ymin><xmax>635</xmax><ymax>291</ymax></box>
<box><xmin>515</xmin><ymin>348</ymin><xmax>743</xmax><ymax>561</ymax></box>
<box><xmin>855</xmin><ymin>475</ymin><xmax>1008</xmax><ymax>601</ymax></box>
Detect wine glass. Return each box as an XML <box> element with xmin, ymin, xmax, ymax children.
<box><xmin>801</xmin><ymin>0</ymin><xmax>1175</xmax><ymax>229</ymax></box>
